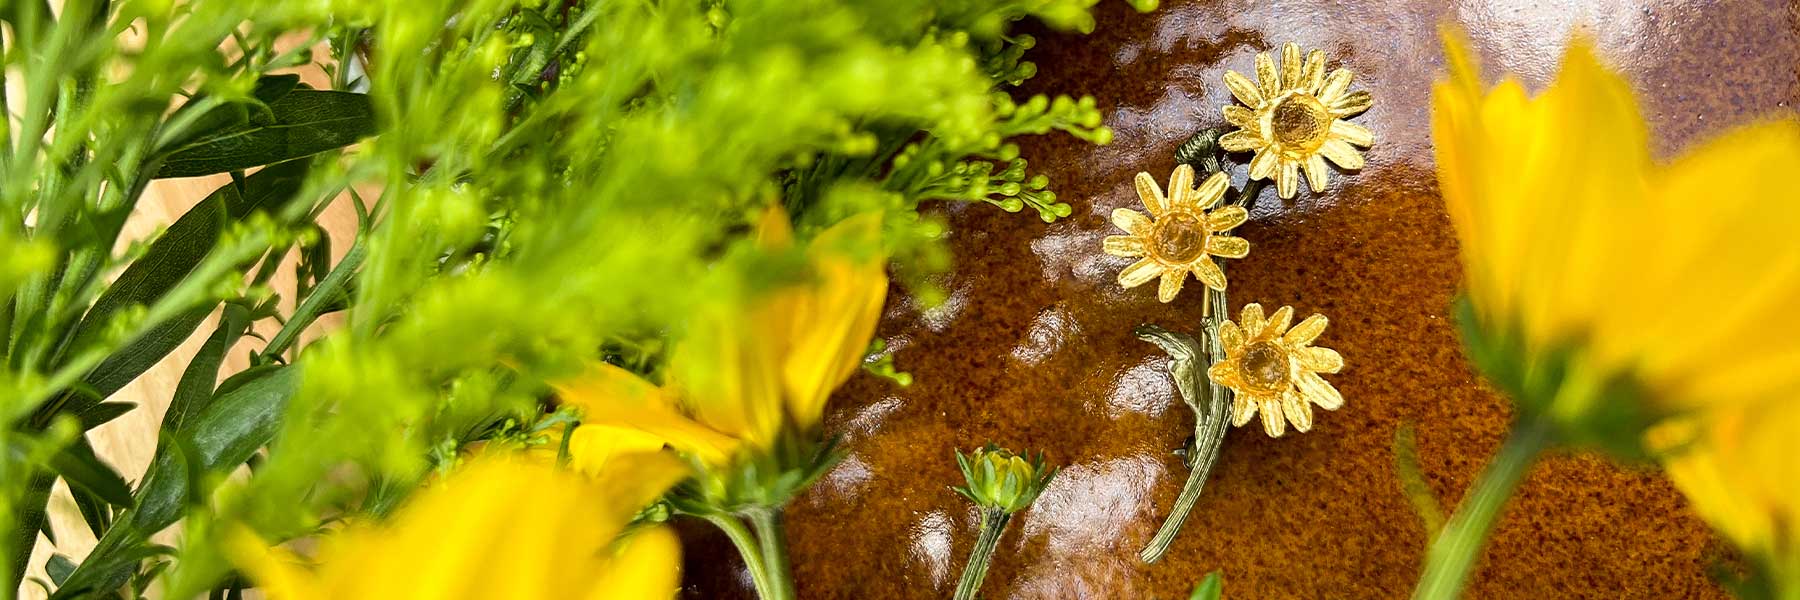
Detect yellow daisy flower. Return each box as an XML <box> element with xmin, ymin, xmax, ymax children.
<box><xmin>554</xmin><ymin>206</ymin><xmax>888</xmax><ymax>465</ymax></box>
<box><xmin>1220</xmin><ymin>42</ymin><xmax>1374</xmax><ymax>199</ymax></box>
<box><xmin>1103</xmin><ymin>164</ymin><xmax>1250</xmax><ymax>303</ymax></box>
<box><xmin>1651</xmin><ymin>403</ymin><xmax>1800</xmax><ymax>586</ymax></box>
<box><xmin>1206</xmin><ymin>303</ymin><xmax>1344</xmax><ymax>437</ymax></box>
<box><xmin>227</xmin><ymin>452</ymin><xmax>690</xmax><ymax>600</ymax></box>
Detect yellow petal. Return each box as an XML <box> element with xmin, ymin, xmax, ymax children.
<box><xmin>1280</xmin><ymin>43</ymin><xmax>1303</xmax><ymax>90</ymax></box>
<box><xmin>1297</xmin><ymin>346</ymin><xmax>1345</xmax><ymax>374</ymax></box>
<box><xmin>1205</xmin><ymin>235</ymin><xmax>1249</xmax><ymax>259</ymax></box>
<box><xmin>1194</xmin><ymin>172</ymin><xmax>1230</xmax><ymax>210</ymax></box>
<box><xmin>1218</xmin><ymin>320</ymin><xmax>1245</xmax><ymax>351</ymax></box>
<box><xmin>782</xmin><ymin>212</ymin><xmax>890</xmax><ymax>429</ymax></box>
<box><xmin>1192</xmin><ymin>256</ymin><xmax>1227</xmax><ymax>291</ymax></box>
<box><xmin>1224</xmin><ymin>70</ymin><xmax>1263</xmax><ymax>107</ymax></box>
<box><xmin>1264</xmin><ymin>306</ymin><xmax>1294</xmax><ymax>339</ymax></box>
<box><xmin>1157</xmin><ymin>270</ymin><xmax>1186</xmax><ymax>303</ymax></box>
<box><xmin>567</xmin><ymin>424</ymin><xmax>668</xmax><ymax>477</ymax></box>
<box><xmin>1276</xmin><ymin>160</ymin><xmax>1300</xmax><ymax>199</ymax></box>
<box><xmin>754</xmin><ymin>203</ymin><xmax>795</xmax><ymax>250</ymax></box>
<box><xmin>1295</xmin><ymin>370</ymin><xmax>1344</xmax><ymax>410</ymax></box>
<box><xmin>1103</xmin><ymin>235</ymin><xmax>1147</xmax><ymax>257</ymax></box>
<box><xmin>1248</xmin><ymin>149</ymin><xmax>1279</xmax><ymax>180</ymax></box>
<box><xmin>1223</xmin><ymin>105</ymin><xmax>1257</xmax><ymax>128</ymax></box>
<box><xmin>1330</xmin><ymin>90</ymin><xmax>1373</xmax><ymax>118</ymax></box>
<box><xmin>1240</xmin><ymin>304</ymin><xmax>1267</xmax><ymax>338</ymax></box>
<box><xmin>224</xmin><ymin>527</ymin><xmax>324</xmax><ymax>600</ymax></box>
<box><xmin>1319</xmin><ymin>68</ymin><xmax>1353</xmax><ymax>103</ymax></box>
<box><xmin>585</xmin><ymin>526</ymin><xmax>683</xmax><ymax>600</ymax></box>
<box><xmin>1205</xmin><ymin>205</ymin><xmax>1248</xmax><ymax>232</ymax></box>
<box><xmin>555</xmin><ymin>364</ymin><xmax>740</xmax><ymax>465</ymax></box>
<box><xmin>1303</xmin><ymin>155</ymin><xmax>1330</xmax><ymax>192</ymax></box>
<box><xmin>1230</xmin><ymin>394</ymin><xmax>1258</xmax><ymax>427</ymax></box>
<box><xmin>1134</xmin><ymin>171</ymin><xmax>1168</xmax><ymax>216</ymax></box>
<box><xmin>1260</xmin><ymin>397</ymin><xmax>1286</xmax><ymax>437</ymax></box>
<box><xmin>671</xmin><ymin>304</ymin><xmax>786</xmax><ymax>449</ymax></box>
<box><xmin>1168</xmin><ymin>164</ymin><xmax>1196</xmax><ymax>208</ymax></box>
<box><xmin>1330</xmin><ymin>120</ymin><xmax>1374</xmax><ymax>147</ymax></box>
<box><xmin>1318</xmin><ymin>139</ymin><xmax>1365</xmax><ymax>169</ymax></box>
<box><xmin>1303</xmin><ymin>50</ymin><xmax>1327</xmax><ymax>94</ymax></box>
<box><xmin>1111</xmin><ymin>208</ymin><xmax>1153</xmax><ymax>236</ymax></box>
<box><xmin>1255</xmin><ymin>52</ymin><xmax>1280</xmax><ymax>99</ymax></box>
<box><xmin>1285</xmin><ymin>314</ymin><xmax>1329</xmax><ymax>346</ymax></box>
<box><xmin>1282</xmin><ymin>387</ymin><xmax>1314</xmax><ymax>433</ymax></box>
<box><xmin>1118</xmin><ymin>257</ymin><xmax>1162</xmax><ymax>288</ymax></box>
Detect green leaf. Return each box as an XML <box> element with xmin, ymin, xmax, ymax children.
<box><xmin>68</xmin><ymin>483</ymin><xmax>115</xmax><ymax>542</ymax></box>
<box><xmin>161</xmin><ymin>304</ymin><xmax>252</xmax><ymax>446</ymax></box>
<box><xmin>45</xmin><ymin>555</ymin><xmax>75</xmax><ymax>586</ymax></box>
<box><xmin>74</xmin><ymin>401</ymin><xmax>137</xmax><ymax>430</ymax></box>
<box><xmin>153</xmin><ymin>89</ymin><xmax>376</xmax><ymax>178</ymax></box>
<box><xmin>47</xmin><ymin>437</ymin><xmax>134</xmax><ymax>508</ymax></box>
<box><xmin>154</xmin><ymin>74</ymin><xmax>303</xmax><ymax>154</ymax></box>
<box><xmin>60</xmin><ymin>159</ymin><xmax>311</xmax><ymax>412</ymax></box>
<box><xmin>1188</xmin><ymin>571</ymin><xmax>1223</xmax><ymax>600</ymax></box>
<box><xmin>52</xmin><ymin>367</ymin><xmax>300</xmax><ymax>599</ymax></box>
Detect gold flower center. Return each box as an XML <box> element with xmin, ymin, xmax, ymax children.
<box><xmin>1240</xmin><ymin>342</ymin><xmax>1291</xmax><ymax>391</ymax></box>
<box><xmin>1268</xmin><ymin>94</ymin><xmax>1332</xmax><ymax>152</ymax></box>
<box><xmin>1149</xmin><ymin>211</ymin><xmax>1209</xmax><ymax>264</ymax></box>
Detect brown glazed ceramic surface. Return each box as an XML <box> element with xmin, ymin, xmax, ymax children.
<box><xmin>682</xmin><ymin>1</ymin><xmax>1800</xmax><ymax>598</ymax></box>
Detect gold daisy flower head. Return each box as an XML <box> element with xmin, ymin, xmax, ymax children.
<box><xmin>1103</xmin><ymin>164</ymin><xmax>1250</xmax><ymax>303</ymax></box>
<box><xmin>1220</xmin><ymin>42</ymin><xmax>1374</xmax><ymax>200</ymax></box>
<box><xmin>1208</xmin><ymin>303</ymin><xmax>1345</xmax><ymax>437</ymax></box>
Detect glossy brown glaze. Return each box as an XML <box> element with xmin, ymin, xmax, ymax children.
<box><xmin>683</xmin><ymin>1</ymin><xmax>1800</xmax><ymax>597</ymax></box>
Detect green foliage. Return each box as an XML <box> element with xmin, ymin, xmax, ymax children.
<box><xmin>1189</xmin><ymin>571</ymin><xmax>1224</xmax><ymax>600</ymax></box>
<box><xmin>2</xmin><ymin>0</ymin><xmax>1149</xmax><ymax>597</ymax></box>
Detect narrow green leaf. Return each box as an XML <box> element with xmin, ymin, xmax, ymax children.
<box><xmin>47</xmin><ymin>438</ymin><xmax>134</xmax><ymax>508</ymax></box>
<box><xmin>153</xmin><ymin>90</ymin><xmax>375</xmax><ymax>178</ymax></box>
<box><xmin>161</xmin><ymin>304</ymin><xmax>251</xmax><ymax>444</ymax></box>
<box><xmin>154</xmin><ymin>74</ymin><xmax>302</xmax><ymax>154</ymax></box>
<box><xmin>74</xmin><ymin>401</ymin><xmax>137</xmax><ymax>430</ymax></box>
<box><xmin>68</xmin><ymin>483</ymin><xmax>115</xmax><ymax>541</ymax></box>
<box><xmin>60</xmin><ymin>159</ymin><xmax>310</xmax><ymax>413</ymax></box>
<box><xmin>1188</xmin><ymin>571</ymin><xmax>1223</xmax><ymax>600</ymax></box>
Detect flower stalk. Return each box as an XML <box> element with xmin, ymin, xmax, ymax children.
<box><xmin>1412</xmin><ymin>418</ymin><xmax>1551</xmax><ymax>599</ymax></box>
<box><xmin>748</xmin><ymin>508</ymin><xmax>797</xmax><ymax>600</ymax></box>
<box><xmin>954</xmin><ymin>508</ymin><xmax>1013</xmax><ymax>600</ymax></box>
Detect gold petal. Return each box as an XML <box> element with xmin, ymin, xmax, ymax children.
<box><xmin>1117</xmin><ymin>257</ymin><xmax>1162</xmax><ymax>288</ymax></box>
<box><xmin>1276</xmin><ymin>160</ymin><xmax>1300</xmax><ymax>199</ymax></box>
<box><xmin>1255</xmin><ymin>52</ymin><xmax>1280</xmax><ymax>98</ymax></box>
<box><xmin>1282</xmin><ymin>387</ymin><xmax>1315</xmax><ymax>433</ymax></box>
<box><xmin>1168</xmin><ymin>164</ymin><xmax>1196</xmax><ymax>207</ymax></box>
<box><xmin>1223</xmin><ymin>70</ymin><xmax>1264</xmax><ymax>107</ymax></box>
<box><xmin>1285</xmin><ymin>314</ymin><xmax>1329</xmax><ymax>345</ymax></box>
<box><xmin>1157</xmin><ymin>269</ymin><xmax>1186</xmax><ymax>303</ymax></box>
<box><xmin>1248</xmin><ymin>149</ymin><xmax>1279</xmax><ymax>180</ymax></box>
<box><xmin>1303</xmin><ymin>154</ymin><xmax>1330</xmax><ymax>192</ymax></box>
<box><xmin>1298</xmin><ymin>346</ymin><xmax>1345</xmax><ymax>373</ymax></box>
<box><xmin>1296</xmin><ymin>370</ymin><xmax>1344</xmax><ymax>410</ymax></box>
<box><xmin>1265</xmin><ymin>306</ymin><xmax>1294</xmax><ymax>338</ymax></box>
<box><xmin>1318</xmin><ymin>139</ymin><xmax>1366</xmax><ymax>169</ymax></box>
<box><xmin>1260</xmin><ymin>397</ymin><xmax>1287</xmax><ymax>437</ymax></box>
<box><xmin>1193</xmin><ymin>256</ymin><xmax>1227</xmax><ymax>291</ymax></box>
<box><xmin>1134</xmin><ymin>171</ymin><xmax>1168</xmax><ymax>216</ymax></box>
<box><xmin>1218</xmin><ymin>320</ymin><xmax>1245</xmax><ymax>351</ymax></box>
<box><xmin>1281</xmin><ymin>43</ymin><xmax>1303</xmax><ymax>90</ymax></box>
<box><xmin>1206</xmin><ymin>235</ymin><xmax>1250</xmax><ymax>259</ymax></box>
<box><xmin>1111</xmin><ymin>207</ymin><xmax>1153</xmax><ymax>236</ymax></box>
<box><xmin>1209</xmin><ymin>359</ymin><xmax>1242</xmax><ymax>389</ymax></box>
<box><xmin>1205</xmin><ymin>205</ymin><xmax>1248</xmax><ymax>231</ymax></box>
<box><xmin>1240</xmin><ymin>303</ymin><xmax>1267</xmax><ymax>338</ymax></box>
<box><xmin>1330</xmin><ymin>90</ymin><xmax>1373</xmax><ymax>118</ymax></box>
<box><xmin>1230</xmin><ymin>394</ymin><xmax>1258</xmax><ymax>427</ymax></box>
<box><xmin>1303</xmin><ymin>50</ymin><xmax>1326</xmax><ymax>94</ymax></box>
<box><xmin>1102</xmin><ymin>235</ymin><xmax>1147</xmax><ymax>257</ymax></box>
<box><xmin>1219</xmin><ymin>130</ymin><xmax>1263</xmax><ymax>153</ymax></box>
<box><xmin>1330</xmin><ymin>120</ymin><xmax>1374</xmax><ymax>147</ymax></box>
<box><xmin>1319</xmin><ymin>68</ymin><xmax>1353</xmax><ymax>103</ymax></box>
<box><xmin>1195</xmin><ymin>172</ymin><xmax>1230</xmax><ymax>209</ymax></box>
<box><xmin>1223</xmin><ymin>105</ymin><xmax>1257</xmax><ymax>128</ymax></box>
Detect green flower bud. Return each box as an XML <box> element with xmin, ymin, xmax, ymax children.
<box><xmin>952</xmin><ymin>444</ymin><xmax>1056</xmax><ymax>514</ymax></box>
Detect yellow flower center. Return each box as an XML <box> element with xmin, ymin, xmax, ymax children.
<box><xmin>1240</xmin><ymin>341</ymin><xmax>1291</xmax><ymax>392</ymax></box>
<box><xmin>1150</xmin><ymin>211</ymin><xmax>1209</xmax><ymax>264</ymax></box>
<box><xmin>1268</xmin><ymin>94</ymin><xmax>1332</xmax><ymax>153</ymax></box>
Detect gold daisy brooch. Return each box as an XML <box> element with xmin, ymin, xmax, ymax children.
<box><xmin>1208</xmin><ymin>303</ymin><xmax>1345</xmax><ymax>437</ymax></box>
<box><xmin>1104</xmin><ymin>164</ymin><xmax>1250</xmax><ymax>303</ymax></box>
<box><xmin>1220</xmin><ymin>42</ymin><xmax>1373</xmax><ymax>199</ymax></box>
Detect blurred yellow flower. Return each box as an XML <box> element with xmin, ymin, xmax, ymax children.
<box><xmin>228</xmin><ymin>452</ymin><xmax>689</xmax><ymax>600</ymax></box>
<box><xmin>1103</xmin><ymin>164</ymin><xmax>1250</xmax><ymax>303</ymax></box>
<box><xmin>1652</xmin><ymin>403</ymin><xmax>1800</xmax><ymax>586</ymax></box>
<box><xmin>1220</xmin><ymin>42</ymin><xmax>1373</xmax><ymax>199</ymax></box>
<box><xmin>1434</xmin><ymin>32</ymin><xmax>1800</xmax><ymax>417</ymax></box>
<box><xmin>1206</xmin><ymin>303</ymin><xmax>1343</xmax><ymax>437</ymax></box>
<box><xmin>554</xmin><ymin>207</ymin><xmax>888</xmax><ymax>464</ymax></box>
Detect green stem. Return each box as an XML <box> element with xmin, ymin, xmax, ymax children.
<box><xmin>704</xmin><ymin>513</ymin><xmax>773</xmax><ymax>600</ymax></box>
<box><xmin>748</xmin><ymin>508</ymin><xmax>796</xmax><ymax>600</ymax></box>
<box><xmin>954</xmin><ymin>508</ymin><xmax>1011</xmax><ymax>600</ymax></box>
<box><xmin>1412</xmin><ymin>419</ymin><xmax>1551</xmax><ymax>599</ymax></box>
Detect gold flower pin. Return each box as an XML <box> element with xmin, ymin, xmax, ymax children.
<box><xmin>1208</xmin><ymin>303</ymin><xmax>1345</xmax><ymax>437</ymax></box>
<box><xmin>1220</xmin><ymin>42</ymin><xmax>1373</xmax><ymax>199</ymax></box>
<box><xmin>1104</xmin><ymin>164</ymin><xmax>1250</xmax><ymax>303</ymax></box>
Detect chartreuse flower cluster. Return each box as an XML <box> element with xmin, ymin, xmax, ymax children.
<box><xmin>950</xmin><ymin>444</ymin><xmax>1057</xmax><ymax>600</ymax></box>
<box><xmin>1417</xmin><ymin>30</ymin><xmax>1800</xmax><ymax>599</ymax></box>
